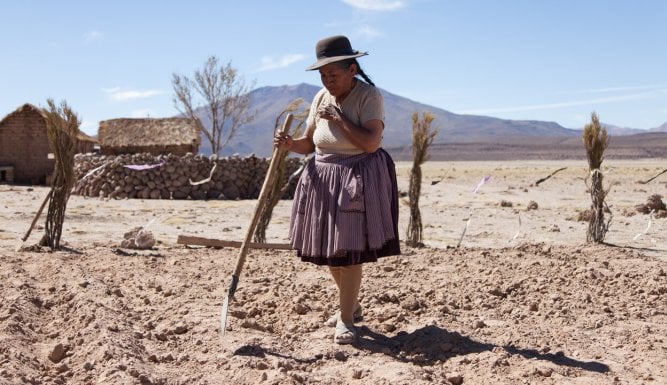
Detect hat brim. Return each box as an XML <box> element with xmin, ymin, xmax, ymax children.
<box><xmin>305</xmin><ymin>52</ymin><xmax>368</xmax><ymax>71</ymax></box>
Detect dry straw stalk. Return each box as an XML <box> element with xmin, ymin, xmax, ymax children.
<box><xmin>406</xmin><ymin>111</ymin><xmax>438</xmax><ymax>247</ymax></box>
<box><xmin>43</xmin><ymin>99</ymin><xmax>80</xmax><ymax>249</ymax></box>
<box><xmin>254</xmin><ymin>99</ymin><xmax>308</xmax><ymax>243</ymax></box>
<box><xmin>582</xmin><ymin>112</ymin><xmax>611</xmax><ymax>243</ymax></box>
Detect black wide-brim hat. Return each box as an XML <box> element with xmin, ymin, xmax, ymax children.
<box><xmin>306</xmin><ymin>35</ymin><xmax>368</xmax><ymax>71</ymax></box>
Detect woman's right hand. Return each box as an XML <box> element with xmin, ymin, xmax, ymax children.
<box><xmin>274</xmin><ymin>133</ymin><xmax>293</xmax><ymax>151</ymax></box>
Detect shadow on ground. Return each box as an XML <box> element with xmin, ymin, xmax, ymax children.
<box><xmin>232</xmin><ymin>324</ymin><xmax>609</xmax><ymax>373</ymax></box>
<box><xmin>356</xmin><ymin>324</ymin><xmax>609</xmax><ymax>373</ymax></box>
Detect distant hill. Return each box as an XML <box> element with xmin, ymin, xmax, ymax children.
<box><xmin>194</xmin><ymin>83</ymin><xmax>667</xmax><ymax>159</ymax></box>
<box><xmin>601</xmin><ymin>121</ymin><xmax>667</xmax><ymax>136</ymax></box>
<box><xmin>408</xmin><ymin>132</ymin><xmax>667</xmax><ymax>162</ymax></box>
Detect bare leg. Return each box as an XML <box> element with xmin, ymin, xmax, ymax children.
<box><xmin>328</xmin><ymin>266</ymin><xmax>342</xmax><ymax>290</ymax></box>
<box><xmin>338</xmin><ymin>264</ymin><xmax>362</xmax><ymax>324</ymax></box>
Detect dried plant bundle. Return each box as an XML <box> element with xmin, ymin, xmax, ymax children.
<box><xmin>43</xmin><ymin>99</ymin><xmax>80</xmax><ymax>249</ymax></box>
<box><xmin>254</xmin><ymin>99</ymin><xmax>308</xmax><ymax>243</ymax></box>
<box><xmin>582</xmin><ymin>112</ymin><xmax>611</xmax><ymax>243</ymax></box>
<box><xmin>406</xmin><ymin>111</ymin><xmax>438</xmax><ymax>247</ymax></box>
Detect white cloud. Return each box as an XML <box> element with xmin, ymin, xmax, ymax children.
<box><xmin>103</xmin><ymin>87</ymin><xmax>165</xmax><ymax>102</ymax></box>
<box><xmin>83</xmin><ymin>30</ymin><xmax>104</xmax><ymax>44</ymax></box>
<box><xmin>459</xmin><ymin>90</ymin><xmax>666</xmax><ymax>115</ymax></box>
<box><xmin>254</xmin><ymin>54</ymin><xmax>307</xmax><ymax>72</ymax></box>
<box><xmin>566</xmin><ymin>85</ymin><xmax>667</xmax><ymax>94</ymax></box>
<box><xmin>342</xmin><ymin>0</ymin><xmax>406</xmax><ymax>11</ymax></box>
<box><xmin>356</xmin><ymin>26</ymin><xmax>383</xmax><ymax>40</ymax></box>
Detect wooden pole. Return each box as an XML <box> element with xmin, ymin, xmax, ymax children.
<box><xmin>220</xmin><ymin>113</ymin><xmax>294</xmax><ymax>336</ymax></box>
<box><xmin>15</xmin><ymin>190</ymin><xmax>52</xmax><ymax>251</ymax></box>
<box><xmin>177</xmin><ymin>235</ymin><xmax>291</xmax><ymax>250</ymax></box>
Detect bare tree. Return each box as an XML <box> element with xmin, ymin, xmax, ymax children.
<box><xmin>172</xmin><ymin>56</ymin><xmax>256</xmax><ymax>155</ymax></box>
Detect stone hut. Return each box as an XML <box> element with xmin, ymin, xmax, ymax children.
<box><xmin>0</xmin><ymin>104</ymin><xmax>98</xmax><ymax>185</ymax></box>
<box><xmin>98</xmin><ymin>118</ymin><xmax>200</xmax><ymax>156</ymax></box>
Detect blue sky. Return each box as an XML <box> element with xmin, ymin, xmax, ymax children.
<box><xmin>2</xmin><ymin>0</ymin><xmax>666</xmax><ymax>135</ymax></box>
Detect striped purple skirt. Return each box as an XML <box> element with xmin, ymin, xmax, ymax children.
<box><xmin>289</xmin><ymin>148</ymin><xmax>401</xmax><ymax>266</ymax></box>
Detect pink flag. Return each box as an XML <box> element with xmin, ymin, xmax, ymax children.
<box><xmin>124</xmin><ymin>161</ymin><xmax>165</xmax><ymax>171</ymax></box>
<box><xmin>472</xmin><ymin>175</ymin><xmax>492</xmax><ymax>194</ymax></box>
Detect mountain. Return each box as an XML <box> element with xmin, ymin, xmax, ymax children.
<box><xmin>600</xmin><ymin>123</ymin><xmax>644</xmax><ymax>136</ymax></box>
<box><xmin>651</xmin><ymin>122</ymin><xmax>667</xmax><ymax>132</ymax></box>
<box><xmin>195</xmin><ymin>83</ymin><xmax>666</xmax><ymax>158</ymax></box>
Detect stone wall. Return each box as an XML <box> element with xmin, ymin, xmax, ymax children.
<box><xmin>73</xmin><ymin>153</ymin><xmax>304</xmax><ymax>200</ymax></box>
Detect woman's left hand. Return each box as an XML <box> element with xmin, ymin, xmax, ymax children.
<box><xmin>317</xmin><ymin>104</ymin><xmax>342</xmax><ymax>122</ymax></box>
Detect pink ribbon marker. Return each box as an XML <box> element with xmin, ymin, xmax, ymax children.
<box><xmin>472</xmin><ymin>175</ymin><xmax>492</xmax><ymax>194</ymax></box>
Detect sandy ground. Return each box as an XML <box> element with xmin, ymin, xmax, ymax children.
<box><xmin>0</xmin><ymin>159</ymin><xmax>665</xmax><ymax>384</ymax></box>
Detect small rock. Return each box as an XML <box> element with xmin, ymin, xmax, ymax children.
<box><xmin>473</xmin><ymin>319</ymin><xmax>486</xmax><ymax>329</ymax></box>
<box><xmin>381</xmin><ymin>323</ymin><xmax>396</xmax><ymax>333</ymax></box>
<box><xmin>154</xmin><ymin>332</ymin><xmax>168</xmax><ymax>341</ymax></box>
<box><xmin>121</xmin><ymin>227</ymin><xmax>156</xmax><ymax>249</ymax></box>
<box><xmin>488</xmin><ymin>287</ymin><xmax>505</xmax><ymax>297</ymax></box>
<box><xmin>400</xmin><ymin>296</ymin><xmax>421</xmax><ymax>311</ymax></box>
<box><xmin>447</xmin><ymin>373</ymin><xmax>464</xmax><ymax>385</ymax></box>
<box><xmin>160</xmin><ymin>353</ymin><xmax>174</xmax><ymax>362</ymax></box>
<box><xmin>293</xmin><ymin>303</ymin><xmax>309</xmax><ymax>315</ymax></box>
<box><xmin>48</xmin><ymin>343</ymin><xmax>67</xmax><ymax>363</ymax></box>
<box><xmin>535</xmin><ymin>366</ymin><xmax>553</xmax><ymax>377</ymax></box>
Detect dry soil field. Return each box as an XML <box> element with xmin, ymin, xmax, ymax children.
<box><xmin>1</xmin><ymin>159</ymin><xmax>665</xmax><ymax>385</ymax></box>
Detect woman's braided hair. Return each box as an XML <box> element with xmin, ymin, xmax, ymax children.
<box><xmin>338</xmin><ymin>59</ymin><xmax>375</xmax><ymax>87</ymax></box>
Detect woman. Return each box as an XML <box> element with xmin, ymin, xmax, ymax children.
<box><xmin>275</xmin><ymin>35</ymin><xmax>400</xmax><ymax>344</ymax></box>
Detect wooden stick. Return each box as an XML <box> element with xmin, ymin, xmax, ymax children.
<box><xmin>638</xmin><ymin>169</ymin><xmax>667</xmax><ymax>184</ymax></box>
<box><xmin>535</xmin><ymin>167</ymin><xmax>566</xmax><ymax>186</ymax></box>
<box><xmin>221</xmin><ymin>113</ymin><xmax>294</xmax><ymax>336</ymax></box>
<box><xmin>15</xmin><ymin>190</ymin><xmax>52</xmax><ymax>251</ymax></box>
<box><xmin>177</xmin><ymin>235</ymin><xmax>292</xmax><ymax>250</ymax></box>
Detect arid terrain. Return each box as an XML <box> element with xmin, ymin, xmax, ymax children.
<box><xmin>1</xmin><ymin>159</ymin><xmax>666</xmax><ymax>385</ymax></box>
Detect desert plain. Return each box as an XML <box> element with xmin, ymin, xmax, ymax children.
<box><xmin>0</xmin><ymin>158</ymin><xmax>665</xmax><ymax>384</ymax></box>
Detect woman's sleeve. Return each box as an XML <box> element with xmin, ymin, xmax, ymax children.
<box><xmin>359</xmin><ymin>87</ymin><xmax>384</xmax><ymax>126</ymax></box>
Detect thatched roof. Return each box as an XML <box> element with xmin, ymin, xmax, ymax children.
<box><xmin>98</xmin><ymin>118</ymin><xmax>199</xmax><ymax>148</ymax></box>
<box><xmin>1</xmin><ymin>103</ymin><xmax>98</xmax><ymax>144</ymax></box>
<box><xmin>77</xmin><ymin>131</ymin><xmax>98</xmax><ymax>144</ymax></box>
<box><xmin>0</xmin><ymin>103</ymin><xmax>45</xmax><ymax>125</ymax></box>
